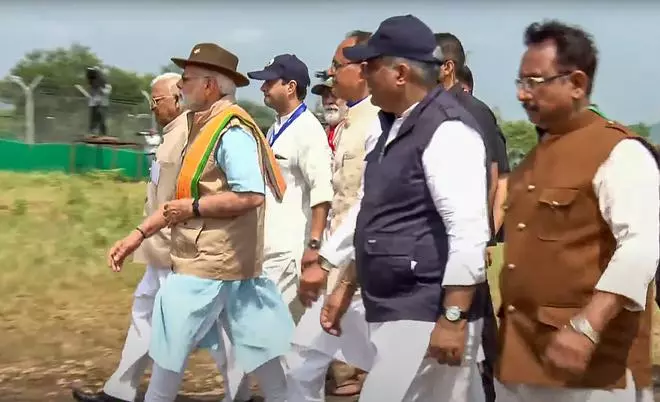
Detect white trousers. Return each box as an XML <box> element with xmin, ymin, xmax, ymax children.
<box><xmin>262</xmin><ymin>252</ymin><xmax>300</xmax><ymax>307</ymax></box>
<box><xmin>145</xmin><ymin>357</ymin><xmax>286</xmax><ymax>402</ymax></box>
<box><xmin>102</xmin><ymin>266</ymin><xmax>238</xmax><ymax>402</ymax></box>
<box><xmin>494</xmin><ymin>370</ymin><xmax>654</xmax><ymax>402</ymax></box>
<box><xmin>358</xmin><ymin>319</ymin><xmax>484</xmax><ymax>402</ymax></box>
<box><xmin>286</xmin><ymin>296</ymin><xmax>373</xmax><ymax>402</ymax></box>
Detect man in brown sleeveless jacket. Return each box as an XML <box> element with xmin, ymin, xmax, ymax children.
<box><xmin>495</xmin><ymin>20</ymin><xmax>659</xmax><ymax>402</ymax></box>
<box><xmin>73</xmin><ymin>73</ymin><xmax>224</xmax><ymax>402</ymax></box>
<box><xmin>106</xmin><ymin>43</ymin><xmax>293</xmax><ymax>402</ymax></box>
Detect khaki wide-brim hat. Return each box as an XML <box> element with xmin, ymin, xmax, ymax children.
<box><xmin>311</xmin><ymin>77</ymin><xmax>333</xmax><ymax>96</ymax></box>
<box><xmin>171</xmin><ymin>43</ymin><xmax>249</xmax><ymax>88</ymax></box>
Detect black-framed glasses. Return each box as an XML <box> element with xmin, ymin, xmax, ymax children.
<box><xmin>515</xmin><ymin>71</ymin><xmax>573</xmax><ymax>92</ymax></box>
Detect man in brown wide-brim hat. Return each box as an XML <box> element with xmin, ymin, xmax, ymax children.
<box><xmin>106</xmin><ymin>42</ymin><xmax>293</xmax><ymax>402</ymax></box>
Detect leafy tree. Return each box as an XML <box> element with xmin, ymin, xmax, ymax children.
<box><xmin>0</xmin><ymin>43</ymin><xmax>153</xmax><ymax>143</ymax></box>
<box><xmin>159</xmin><ymin>62</ymin><xmax>183</xmax><ymax>74</ymax></box>
<box><xmin>627</xmin><ymin>122</ymin><xmax>650</xmax><ymax>138</ymax></box>
<box><xmin>237</xmin><ymin>99</ymin><xmax>274</xmax><ymax>133</ymax></box>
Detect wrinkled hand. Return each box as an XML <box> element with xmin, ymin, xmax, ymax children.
<box><xmin>320</xmin><ymin>283</ymin><xmax>354</xmax><ymax>337</ymax></box>
<box><xmin>543</xmin><ymin>326</ymin><xmax>596</xmax><ymax>378</ymax></box>
<box><xmin>107</xmin><ymin>230</ymin><xmax>144</xmax><ymax>272</ymax></box>
<box><xmin>298</xmin><ymin>261</ymin><xmax>328</xmax><ymax>307</ymax></box>
<box><xmin>163</xmin><ymin>198</ymin><xmax>193</xmax><ymax>227</ymax></box>
<box><xmin>427</xmin><ymin>319</ymin><xmax>467</xmax><ymax>366</ymax></box>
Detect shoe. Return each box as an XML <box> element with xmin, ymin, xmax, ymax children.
<box><xmin>71</xmin><ymin>389</ymin><xmax>129</xmax><ymax>402</ymax></box>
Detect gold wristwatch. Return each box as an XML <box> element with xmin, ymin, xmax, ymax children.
<box><xmin>318</xmin><ymin>255</ymin><xmax>335</xmax><ymax>272</ymax></box>
<box><xmin>569</xmin><ymin>316</ymin><xmax>600</xmax><ymax>345</ymax></box>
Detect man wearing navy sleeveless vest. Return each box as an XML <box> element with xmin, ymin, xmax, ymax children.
<box><xmin>319</xmin><ymin>15</ymin><xmax>490</xmax><ymax>401</ymax></box>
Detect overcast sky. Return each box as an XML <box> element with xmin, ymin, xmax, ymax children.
<box><xmin>1</xmin><ymin>0</ymin><xmax>659</xmax><ymax>124</ymax></box>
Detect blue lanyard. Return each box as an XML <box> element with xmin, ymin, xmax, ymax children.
<box><xmin>269</xmin><ymin>103</ymin><xmax>307</xmax><ymax>147</ymax></box>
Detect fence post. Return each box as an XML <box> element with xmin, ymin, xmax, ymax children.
<box><xmin>9</xmin><ymin>75</ymin><xmax>43</xmax><ymax>144</ymax></box>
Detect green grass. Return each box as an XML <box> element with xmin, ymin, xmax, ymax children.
<box><xmin>0</xmin><ymin>172</ymin><xmax>657</xmax><ymax>398</ymax></box>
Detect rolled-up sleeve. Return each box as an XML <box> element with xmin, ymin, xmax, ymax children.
<box><xmin>318</xmin><ymin>117</ymin><xmax>383</xmax><ymax>267</ymax></box>
<box><xmin>298</xmin><ymin>122</ymin><xmax>334</xmax><ymax>207</ymax></box>
<box><xmin>593</xmin><ymin>139</ymin><xmax>660</xmax><ymax>311</ymax></box>
<box><xmin>215</xmin><ymin>127</ymin><xmax>265</xmax><ymax>195</ymax></box>
<box><xmin>422</xmin><ymin>120</ymin><xmax>489</xmax><ymax>286</ymax></box>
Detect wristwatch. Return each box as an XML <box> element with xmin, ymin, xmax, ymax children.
<box><xmin>442</xmin><ymin>306</ymin><xmax>468</xmax><ymax>323</ymax></box>
<box><xmin>307</xmin><ymin>238</ymin><xmax>322</xmax><ymax>250</ymax></box>
<box><xmin>569</xmin><ymin>316</ymin><xmax>600</xmax><ymax>344</ymax></box>
<box><xmin>192</xmin><ymin>198</ymin><xmax>201</xmax><ymax>217</ymax></box>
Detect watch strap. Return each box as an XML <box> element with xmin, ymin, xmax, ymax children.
<box><xmin>192</xmin><ymin>198</ymin><xmax>201</xmax><ymax>217</ymax></box>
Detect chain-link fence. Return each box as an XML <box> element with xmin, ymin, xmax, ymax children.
<box><xmin>0</xmin><ymin>88</ymin><xmax>154</xmax><ymax>146</ymax></box>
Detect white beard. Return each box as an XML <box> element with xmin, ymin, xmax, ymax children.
<box><xmin>323</xmin><ymin>109</ymin><xmax>343</xmax><ymax>126</ymax></box>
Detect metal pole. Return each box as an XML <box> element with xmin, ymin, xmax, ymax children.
<box><xmin>10</xmin><ymin>75</ymin><xmax>43</xmax><ymax>144</ymax></box>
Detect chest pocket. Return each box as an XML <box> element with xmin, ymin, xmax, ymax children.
<box><xmin>536</xmin><ymin>188</ymin><xmax>579</xmax><ymax>241</ymax></box>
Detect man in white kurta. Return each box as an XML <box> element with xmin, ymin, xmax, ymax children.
<box><xmin>247</xmin><ymin>54</ymin><xmax>334</xmax><ymax>309</ymax></box>
<box><xmin>72</xmin><ymin>73</ymin><xmax>227</xmax><ymax>402</ymax></box>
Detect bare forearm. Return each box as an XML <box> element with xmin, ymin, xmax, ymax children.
<box><xmin>198</xmin><ymin>192</ymin><xmax>264</xmax><ymax>218</ymax></box>
<box><xmin>440</xmin><ymin>286</ymin><xmax>477</xmax><ymax>323</ymax></box>
<box><xmin>493</xmin><ymin>176</ymin><xmax>508</xmax><ymax>233</ymax></box>
<box><xmin>310</xmin><ymin>202</ymin><xmax>330</xmax><ymax>240</ymax></box>
<box><xmin>488</xmin><ymin>162</ymin><xmax>498</xmax><ymax>210</ymax></box>
<box><xmin>580</xmin><ymin>291</ymin><xmax>625</xmax><ymax>333</ymax></box>
<box><xmin>138</xmin><ymin>206</ymin><xmax>168</xmax><ymax>237</ymax></box>
<box><xmin>333</xmin><ymin>261</ymin><xmax>358</xmax><ymax>293</ymax></box>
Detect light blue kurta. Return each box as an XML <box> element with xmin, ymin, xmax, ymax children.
<box><xmin>149</xmin><ymin>126</ymin><xmax>294</xmax><ymax>373</ymax></box>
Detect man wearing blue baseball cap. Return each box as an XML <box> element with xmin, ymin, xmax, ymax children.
<box><xmin>317</xmin><ymin>15</ymin><xmax>490</xmax><ymax>401</ymax></box>
<box><xmin>245</xmin><ymin>54</ymin><xmax>333</xmax><ymax>312</ymax></box>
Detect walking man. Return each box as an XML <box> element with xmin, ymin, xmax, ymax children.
<box><xmin>72</xmin><ymin>72</ymin><xmax>228</xmax><ymax>402</ymax></box>
<box><xmin>106</xmin><ymin>43</ymin><xmax>293</xmax><ymax>402</ymax></box>
<box><xmin>288</xmin><ymin>30</ymin><xmax>380</xmax><ymax>401</ymax></box>
<box><xmin>311</xmin><ymin>77</ymin><xmax>348</xmax><ymax>153</ymax></box>
<box><xmin>247</xmin><ymin>54</ymin><xmax>333</xmax><ymax>311</ymax></box>
<box><xmin>495</xmin><ymin>20</ymin><xmax>659</xmax><ymax>402</ymax></box>
<box><xmin>319</xmin><ymin>15</ymin><xmax>491</xmax><ymax>401</ymax></box>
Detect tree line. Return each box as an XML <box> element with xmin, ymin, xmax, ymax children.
<box><xmin>0</xmin><ymin>44</ymin><xmax>652</xmax><ymax>162</ymax></box>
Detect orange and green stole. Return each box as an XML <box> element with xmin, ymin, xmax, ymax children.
<box><xmin>175</xmin><ymin>104</ymin><xmax>286</xmax><ymax>201</ymax></box>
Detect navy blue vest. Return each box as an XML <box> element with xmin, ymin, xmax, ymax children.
<box><xmin>354</xmin><ymin>86</ymin><xmax>490</xmax><ymax>323</ymax></box>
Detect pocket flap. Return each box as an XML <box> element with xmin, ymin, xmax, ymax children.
<box><xmin>536</xmin><ymin>305</ymin><xmax>582</xmax><ymax>329</ymax></box>
<box><xmin>363</xmin><ymin>234</ymin><xmax>415</xmax><ymax>257</ymax></box>
<box><xmin>538</xmin><ymin>188</ymin><xmax>578</xmax><ymax>207</ymax></box>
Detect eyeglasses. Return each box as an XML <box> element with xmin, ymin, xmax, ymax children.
<box><xmin>515</xmin><ymin>72</ymin><xmax>573</xmax><ymax>92</ymax></box>
<box><xmin>150</xmin><ymin>94</ymin><xmax>178</xmax><ymax>109</ymax></box>
<box><xmin>329</xmin><ymin>59</ymin><xmax>359</xmax><ymax>73</ymax></box>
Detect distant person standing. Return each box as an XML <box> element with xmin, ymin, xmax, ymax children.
<box><xmin>86</xmin><ymin>66</ymin><xmax>112</xmax><ymax>136</ymax></box>
<box><xmin>311</xmin><ymin>77</ymin><xmax>349</xmax><ymax>153</ymax></box>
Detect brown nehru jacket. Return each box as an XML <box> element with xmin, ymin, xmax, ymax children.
<box><xmin>496</xmin><ymin>112</ymin><xmax>655</xmax><ymax>389</ymax></box>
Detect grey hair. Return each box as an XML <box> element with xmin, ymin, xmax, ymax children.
<box><xmin>386</xmin><ymin>57</ymin><xmax>440</xmax><ymax>88</ymax></box>
<box><xmin>196</xmin><ymin>68</ymin><xmax>236</xmax><ymax>96</ymax></box>
<box><xmin>150</xmin><ymin>72</ymin><xmax>181</xmax><ymax>88</ymax></box>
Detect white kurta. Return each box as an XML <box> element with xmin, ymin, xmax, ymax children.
<box><xmin>262</xmin><ymin>107</ymin><xmax>334</xmax><ymax>306</ymax></box>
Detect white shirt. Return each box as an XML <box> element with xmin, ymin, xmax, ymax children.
<box><xmin>592</xmin><ymin>139</ymin><xmax>660</xmax><ymax>310</ymax></box>
<box><xmin>264</xmin><ymin>107</ymin><xmax>334</xmax><ymax>259</ymax></box>
<box><xmin>320</xmin><ymin>102</ymin><xmax>490</xmax><ymax>286</ymax></box>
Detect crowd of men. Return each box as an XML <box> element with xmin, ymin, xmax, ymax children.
<box><xmin>71</xmin><ymin>13</ymin><xmax>659</xmax><ymax>402</ymax></box>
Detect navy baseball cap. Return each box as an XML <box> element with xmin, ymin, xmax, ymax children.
<box><xmin>247</xmin><ymin>54</ymin><xmax>311</xmax><ymax>88</ymax></box>
<box><xmin>343</xmin><ymin>15</ymin><xmax>440</xmax><ymax>64</ymax></box>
